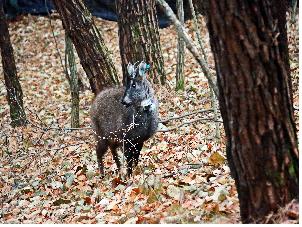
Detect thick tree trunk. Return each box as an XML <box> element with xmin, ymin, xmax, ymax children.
<box><xmin>0</xmin><ymin>3</ymin><xmax>27</xmax><ymax>127</ymax></box>
<box><xmin>116</xmin><ymin>0</ymin><xmax>166</xmax><ymax>85</ymax></box>
<box><xmin>205</xmin><ymin>0</ymin><xmax>298</xmax><ymax>223</ymax></box>
<box><xmin>53</xmin><ymin>0</ymin><xmax>119</xmax><ymax>95</ymax></box>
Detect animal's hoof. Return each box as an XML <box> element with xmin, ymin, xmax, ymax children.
<box><xmin>117</xmin><ymin>167</ymin><xmax>127</xmax><ymax>180</ymax></box>
<box><xmin>127</xmin><ymin>171</ymin><xmax>133</xmax><ymax>178</ymax></box>
<box><xmin>98</xmin><ymin>168</ymin><xmax>105</xmax><ymax>178</ymax></box>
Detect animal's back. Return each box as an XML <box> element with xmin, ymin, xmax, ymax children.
<box><xmin>90</xmin><ymin>87</ymin><xmax>127</xmax><ymax>140</ymax></box>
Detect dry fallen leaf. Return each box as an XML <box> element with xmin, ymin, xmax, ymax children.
<box><xmin>208</xmin><ymin>152</ymin><xmax>225</xmax><ymax>166</ymax></box>
<box><xmin>167</xmin><ymin>185</ymin><xmax>183</xmax><ymax>201</ymax></box>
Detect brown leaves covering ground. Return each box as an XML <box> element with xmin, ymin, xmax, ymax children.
<box><xmin>0</xmin><ymin>11</ymin><xmax>299</xmax><ymax>224</ymax></box>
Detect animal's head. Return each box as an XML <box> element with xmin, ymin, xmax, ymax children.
<box><xmin>122</xmin><ymin>61</ymin><xmax>154</xmax><ymax>107</ymax></box>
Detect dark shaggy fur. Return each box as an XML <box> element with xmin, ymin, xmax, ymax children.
<box><xmin>90</xmin><ymin>66</ymin><xmax>158</xmax><ymax>176</ymax></box>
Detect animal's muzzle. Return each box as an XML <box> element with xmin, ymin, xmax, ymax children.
<box><xmin>121</xmin><ymin>96</ymin><xmax>132</xmax><ymax>107</ymax></box>
<box><xmin>121</xmin><ymin>100</ymin><xmax>131</xmax><ymax>107</ymax></box>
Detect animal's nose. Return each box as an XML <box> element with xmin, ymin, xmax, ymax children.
<box><xmin>121</xmin><ymin>100</ymin><xmax>127</xmax><ymax>105</ymax></box>
<box><xmin>121</xmin><ymin>97</ymin><xmax>131</xmax><ymax>107</ymax></box>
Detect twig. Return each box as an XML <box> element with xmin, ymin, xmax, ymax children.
<box><xmin>188</xmin><ymin>0</ymin><xmax>207</xmax><ymax>61</ymax></box>
<box><xmin>48</xmin><ymin>126</ymin><xmax>92</xmax><ymax>131</ymax></box>
<box><xmin>19</xmin><ymin>107</ymin><xmax>220</xmax><ymax>134</ymax></box>
<box><xmin>187</xmin><ymin>0</ymin><xmax>220</xmax><ymax>139</ymax></box>
<box><xmin>158</xmin><ymin>117</ymin><xmax>222</xmax><ymax>132</ymax></box>
<box><xmin>24</xmin><ymin>110</ymin><xmax>220</xmax><ymax>133</ymax></box>
<box><xmin>44</xmin><ymin>0</ymin><xmax>70</xmax><ymax>85</ymax></box>
<box><xmin>183</xmin><ymin>163</ymin><xmax>203</xmax><ymax>169</ymax></box>
<box><xmin>25</xmin><ymin>106</ymin><xmax>48</xmax><ymax>128</ymax></box>
<box><xmin>163</xmin><ymin>173</ymin><xmax>176</xmax><ymax>178</ymax></box>
<box><xmin>160</xmin><ymin>108</ymin><xmax>213</xmax><ymax>123</ymax></box>
<box><xmin>210</xmin><ymin>88</ymin><xmax>220</xmax><ymax>139</ymax></box>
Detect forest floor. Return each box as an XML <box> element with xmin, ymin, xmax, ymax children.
<box><xmin>0</xmin><ymin>12</ymin><xmax>299</xmax><ymax>224</ymax></box>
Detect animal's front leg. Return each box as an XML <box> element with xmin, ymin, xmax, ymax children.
<box><xmin>124</xmin><ymin>141</ymin><xmax>135</xmax><ymax>177</ymax></box>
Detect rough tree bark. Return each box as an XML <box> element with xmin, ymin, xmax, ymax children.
<box><xmin>272</xmin><ymin>0</ymin><xmax>293</xmax><ymax>105</ymax></box>
<box><xmin>65</xmin><ymin>34</ymin><xmax>79</xmax><ymax>128</ymax></box>
<box><xmin>116</xmin><ymin>0</ymin><xmax>166</xmax><ymax>85</ymax></box>
<box><xmin>53</xmin><ymin>0</ymin><xmax>119</xmax><ymax>95</ymax></box>
<box><xmin>205</xmin><ymin>0</ymin><xmax>298</xmax><ymax>223</ymax></box>
<box><xmin>0</xmin><ymin>3</ymin><xmax>27</xmax><ymax>127</ymax></box>
<box><xmin>175</xmin><ymin>0</ymin><xmax>185</xmax><ymax>91</ymax></box>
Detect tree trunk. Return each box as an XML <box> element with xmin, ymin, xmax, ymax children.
<box><xmin>0</xmin><ymin>3</ymin><xmax>27</xmax><ymax>127</ymax></box>
<box><xmin>116</xmin><ymin>0</ymin><xmax>166</xmax><ymax>85</ymax></box>
<box><xmin>205</xmin><ymin>0</ymin><xmax>298</xmax><ymax>223</ymax></box>
<box><xmin>271</xmin><ymin>0</ymin><xmax>294</xmax><ymax>110</ymax></box>
<box><xmin>156</xmin><ymin>0</ymin><xmax>218</xmax><ymax>97</ymax></box>
<box><xmin>65</xmin><ymin>34</ymin><xmax>80</xmax><ymax>128</ymax></box>
<box><xmin>175</xmin><ymin>0</ymin><xmax>185</xmax><ymax>91</ymax></box>
<box><xmin>52</xmin><ymin>0</ymin><xmax>119</xmax><ymax>95</ymax></box>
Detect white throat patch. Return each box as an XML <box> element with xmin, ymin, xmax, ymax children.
<box><xmin>141</xmin><ymin>98</ymin><xmax>155</xmax><ymax>111</ymax></box>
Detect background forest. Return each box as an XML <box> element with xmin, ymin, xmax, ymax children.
<box><xmin>0</xmin><ymin>0</ymin><xmax>299</xmax><ymax>224</ymax></box>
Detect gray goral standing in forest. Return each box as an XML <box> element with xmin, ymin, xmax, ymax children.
<box><xmin>90</xmin><ymin>61</ymin><xmax>159</xmax><ymax>177</ymax></box>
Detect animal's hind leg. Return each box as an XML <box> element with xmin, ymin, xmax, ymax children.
<box><xmin>96</xmin><ymin>140</ymin><xmax>108</xmax><ymax>176</ymax></box>
<box><xmin>110</xmin><ymin>145</ymin><xmax>121</xmax><ymax>172</ymax></box>
<box><xmin>133</xmin><ymin>142</ymin><xmax>144</xmax><ymax>169</ymax></box>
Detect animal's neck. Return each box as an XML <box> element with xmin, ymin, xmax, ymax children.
<box><xmin>143</xmin><ymin>96</ymin><xmax>157</xmax><ymax>110</ymax></box>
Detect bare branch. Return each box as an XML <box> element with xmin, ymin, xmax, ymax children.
<box><xmin>158</xmin><ymin>117</ymin><xmax>222</xmax><ymax>132</ymax></box>
<box><xmin>156</xmin><ymin>0</ymin><xmax>218</xmax><ymax>97</ymax></box>
<box><xmin>48</xmin><ymin>126</ymin><xmax>92</xmax><ymax>131</ymax></box>
<box><xmin>160</xmin><ymin>108</ymin><xmax>213</xmax><ymax>123</ymax></box>
<box><xmin>44</xmin><ymin>2</ymin><xmax>70</xmax><ymax>85</ymax></box>
<box><xmin>188</xmin><ymin>0</ymin><xmax>207</xmax><ymax>60</ymax></box>
<box><xmin>21</xmin><ymin>107</ymin><xmax>219</xmax><ymax>134</ymax></box>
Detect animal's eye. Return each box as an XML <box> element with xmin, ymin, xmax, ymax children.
<box><xmin>132</xmin><ymin>83</ymin><xmax>136</xmax><ymax>88</ymax></box>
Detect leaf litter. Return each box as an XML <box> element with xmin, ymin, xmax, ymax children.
<box><xmin>0</xmin><ymin>12</ymin><xmax>299</xmax><ymax>224</ymax></box>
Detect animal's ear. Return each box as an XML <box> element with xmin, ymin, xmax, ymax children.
<box><xmin>127</xmin><ymin>63</ymin><xmax>134</xmax><ymax>77</ymax></box>
<box><xmin>138</xmin><ymin>61</ymin><xmax>150</xmax><ymax>77</ymax></box>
